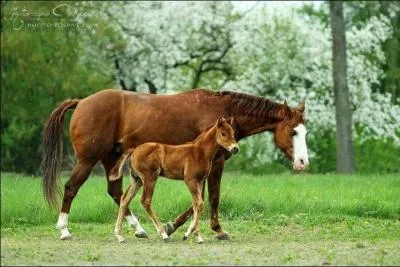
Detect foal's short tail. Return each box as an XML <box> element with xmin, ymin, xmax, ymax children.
<box><xmin>42</xmin><ymin>98</ymin><xmax>80</xmax><ymax>210</ymax></box>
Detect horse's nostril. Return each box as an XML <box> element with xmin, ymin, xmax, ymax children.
<box><xmin>300</xmin><ymin>159</ymin><xmax>304</xmax><ymax>165</ymax></box>
<box><xmin>231</xmin><ymin>147</ymin><xmax>239</xmax><ymax>154</ymax></box>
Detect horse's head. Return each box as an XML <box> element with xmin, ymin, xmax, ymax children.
<box><xmin>215</xmin><ymin>117</ymin><xmax>239</xmax><ymax>154</ymax></box>
<box><xmin>274</xmin><ymin>101</ymin><xmax>309</xmax><ymax>171</ymax></box>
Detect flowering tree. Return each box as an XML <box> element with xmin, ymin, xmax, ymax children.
<box><xmin>2</xmin><ymin>1</ymin><xmax>398</xmax><ymax>173</ymax></box>
<box><xmin>80</xmin><ymin>1</ymin><xmax>239</xmax><ymax>94</ymax></box>
<box><xmin>224</xmin><ymin>2</ymin><xmax>400</xmax><ymax>171</ymax></box>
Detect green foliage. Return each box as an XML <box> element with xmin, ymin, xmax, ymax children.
<box><xmin>1</xmin><ymin>1</ymin><xmax>113</xmax><ymax>174</ymax></box>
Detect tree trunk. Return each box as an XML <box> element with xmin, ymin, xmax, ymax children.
<box><xmin>329</xmin><ymin>1</ymin><xmax>356</xmax><ymax>173</ymax></box>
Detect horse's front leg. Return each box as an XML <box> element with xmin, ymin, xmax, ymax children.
<box><xmin>207</xmin><ymin>156</ymin><xmax>230</xmax><ymax>240</ymax></box>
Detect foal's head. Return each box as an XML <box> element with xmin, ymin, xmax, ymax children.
<box><xmin>274</xmin><ymin>101</ymin><xmax>309</xmax><ymax>171</ymax></box>
<box><xmin>214</xmin><ymin>117</ymin><xmax>239</xmax><ymax>154</ymax></box>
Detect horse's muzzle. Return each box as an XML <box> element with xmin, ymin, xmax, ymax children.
<box><xmin>230</xmin><ymin>146</ymin><xmax>239</xmax><ymax>154</ymax></box>
<box><xmin>292</xmin><ymin>157</ymin><xmax>308</xmax><ymax>171</ymax></box>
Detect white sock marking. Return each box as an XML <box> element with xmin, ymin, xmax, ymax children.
<box><xmin>56</xmin><ymin>212</ymin><xmax>69</xmax><ymax>230</ymax></box>
<box><xmin>125</xmin><ymin>212</ymin><xmax>145</xmax><ymax>233</ymax></box>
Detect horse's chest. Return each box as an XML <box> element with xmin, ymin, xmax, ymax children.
<box><xmin>189</xmin><ymin>160</ymin><xmax>213</xmax><ymax>181</ymax></box>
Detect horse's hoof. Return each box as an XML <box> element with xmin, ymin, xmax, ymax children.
<box><xmin>196</xmin><ymin>238</ymin><xmax>204</xmax><ymax>244</ymax></box>
<box><xmin>60</xmin><ymin>233</ymin><xmax>72</xmax><ymax>240</ymax></box>
<box><xmin>135</xmin><ymin>231</ymin><xmax>148</xmax><ymax>238</ymax></box>
<box><xmin>163</xmin><ymin>236</ymin><xmax>171</xmax><ymax>242</ymax></box>
<box><xmin>182</xmin><ymin>235</ymin><xmax>188</xmax><ymax>241</ymax></box>
<box><xmin>164</xmin><ymin>222</ymin><xmax>175</xmax><ymax>236</ymax></box>
<box><xmin>216</xmin><ymin>232</ymin><xmax>230</xmax><ymax>241</ymax></box>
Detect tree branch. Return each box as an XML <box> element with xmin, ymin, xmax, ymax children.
<box><xmin>144</xmin><ymin>78</ymin><xmax>158</xmax><ymax>94</ymax></box>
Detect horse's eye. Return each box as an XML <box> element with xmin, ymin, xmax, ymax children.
<box><xmin>221</xmin><ymin>132</ymin><xmax>226</xmax><ymax>137</ymax></box>
<box><xmin>292</xmin><ymin>130</ymin><xmax>297</xmax><ymax>137</ymax></box>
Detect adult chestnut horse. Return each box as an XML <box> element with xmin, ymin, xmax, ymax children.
<box><xmin>42</xmin><ymin>88</ymin><xmax>309</xmax><ymax>240</ymax></box>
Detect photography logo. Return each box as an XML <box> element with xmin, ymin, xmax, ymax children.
<box><xmin>3</xmin><ymin>3</ymin><xmax>98</xmax><ymax>32</ymax></box>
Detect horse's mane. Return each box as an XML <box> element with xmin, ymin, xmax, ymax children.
<box><xmin>215</xmin><ymin>90</ymin><xmax>283</xmax><ymax>119</ymax></box>
<box><xmin>185</xmin><ymin>89</ymin><xmax>285</xmax><ymax>144</ymax></box>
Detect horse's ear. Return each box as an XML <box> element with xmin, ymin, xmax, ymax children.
<box><xmin>297</xmin><ymin>102</ymin><xmax>305</xmax><ymax>113</ymax></box>
<box><xmin>283</xmin><ymin>100</ymin><xmax>292</xmax><ymax>117</ymax></box>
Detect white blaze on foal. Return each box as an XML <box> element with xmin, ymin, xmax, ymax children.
<box><xmin>292</xmin><ymin>123</ymin><xmax>309</xmax><ymax>171</ymax></box>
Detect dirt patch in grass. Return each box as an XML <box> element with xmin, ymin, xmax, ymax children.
<box><xmin>2</xmin><ymin>221</ymin><xmax>399</xmax><ymax>266</ymax></box>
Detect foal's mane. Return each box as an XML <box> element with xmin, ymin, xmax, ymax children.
<box><xmin>215</xmin><ymin>90</ymin><xmax>283</xmax><ymax>119</ymax></box>
<box><xmin>189</xmin><ymin>121</ymin><xmax>217</xmax><ymax>144</ymax></box>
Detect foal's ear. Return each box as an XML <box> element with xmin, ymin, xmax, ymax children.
<box><xmin>217</xmin><ymin>117</ymin><xmax>226</xmax><ymax>126</ymax></box>
<box><xmin>226</xmin><ymin>117</ymin><xmax>234</xmax><ymax>125</ymax></box>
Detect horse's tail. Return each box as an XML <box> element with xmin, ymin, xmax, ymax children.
<box><xmin>42</xmin><ymin>98</ymin><xmax>80</xmax><ymax>210</ymax></box>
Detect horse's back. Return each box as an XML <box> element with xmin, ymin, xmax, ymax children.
<box><xmin>69</xmin><ymin>88</ymin><xmax>223</xmax><ymax>160</ymax></box>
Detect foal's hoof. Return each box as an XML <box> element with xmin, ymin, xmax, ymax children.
<box><xmin>164</xmin><ymin>222</ymin><xmax>175</xmax><ymax>236</ymax></box>
<box><xmin>135</xmin><ymin>231</ymin><xmax>148</xmax><ymax>238</ymax></box>
<box><xmin>163</xmin><ymin>236</ymin><xmax>172</xmax><ymax>242</ymax></box>
<box><xmin>216</xmin><ymin>232</ymin><xmax>230</xmax><ymax>241</ymax></box>
<box><xmin>116</xmin><ymin>235</ymin><xmax>125</xmax><ymax>243</ymax></box>
<box><xmin>182</xmin><ymin>235</ymin><xmax>188</xmax><ymax>241</ymax></box>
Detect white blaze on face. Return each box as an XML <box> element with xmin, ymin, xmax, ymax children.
<box><xmin>292</xmin><ymin>123</ymin><xmax>309</xmax><ymax>171</ymax></box>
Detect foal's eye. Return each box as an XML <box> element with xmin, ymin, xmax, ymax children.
<box><xmin>292</xmin><ymin>130</ymin><xmax>297</xmax><ymax>137</ymax></box>
<box><xmin>221</xmin><ymin>132</ymin><xmax>226</xmax><ymax>137</ymax></box>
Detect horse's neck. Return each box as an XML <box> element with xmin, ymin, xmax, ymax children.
<box><xmin>194</xmin><ymin>127</ymin><xmax>219</xmax><ymax>162</ymax></box>
<box><xmin>220</xmin><ymin>93</ymin><xmax>284</xmax><ymax>139</ymax></box>
<box><xmin>234</xmin><ymin>115</ymin><xmax>280</xmax><ymax>139</ymax></box>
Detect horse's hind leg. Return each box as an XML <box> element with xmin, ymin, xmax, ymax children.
<box><xmin>57</xmin><ymin>158</ymin><xmax>96</xmax><ymax>240</ymax></box>
<box><xmin>102</xmin><ymin>154</ymin><xmax>147</xmax><ymax>238</ymax></box>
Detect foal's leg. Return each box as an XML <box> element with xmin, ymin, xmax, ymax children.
<box><xmin>164</xmin><ymin>180</ymin><xmax>206</xmax><ymax>236</ymax></box>
<box><xmin>102</xmin><ymin>154</ymin><xmax>147</xmax><ymax>237</ymax></box>
<box><xmin>114</xmin><ymin>183</ymin><xmax>132</xmax><ymax>243</ymax></box>
<box><xmin>140</xmin><ymin>173</ymin><xmax>170</xmax><ymax>241</ymax></box>
<box><xmin>57</xmin><ymin>158</ymin><xmax>96</xmax><ymax>240</ymax></box>
<box><xmin>114</xmin><ymin>178</ymin><xmax>143</xmax><ymax>243</ymax></box>
<box><xmin>183</xmin><ymin>180</ymin><xmax>204</xmax><ymax>243</ymax></box>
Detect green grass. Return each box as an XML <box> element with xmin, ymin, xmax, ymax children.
<box><xmin>1</xmin><ymin>172</ymin><xmax>399</xmax><ymax>227</ymax></box>
<box><xmin>1</xmin><ymin>172</ymin><xmax>400</xmax><ymax>265</ymax></box>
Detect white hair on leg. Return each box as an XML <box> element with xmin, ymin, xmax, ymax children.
<box><xmin>125</xmin><ymin>211</ymin><xmax>147</xmax><ymax>237</ymax></box>
<box><xmin>56</xmin><ymin>212</ymin><xmax>72</xmax><ymax>240</ymax></box>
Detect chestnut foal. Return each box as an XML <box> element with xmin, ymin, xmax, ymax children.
<box><xmin>114</xmin><ymin>117</ymin><xmax>239</xmax><ymax>243</ymax></box>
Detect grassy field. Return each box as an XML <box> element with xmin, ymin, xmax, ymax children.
<box><xmin>1</xmin><ymin>172</ymin><xmax>400</xmax><ymax>265</ymax></box>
